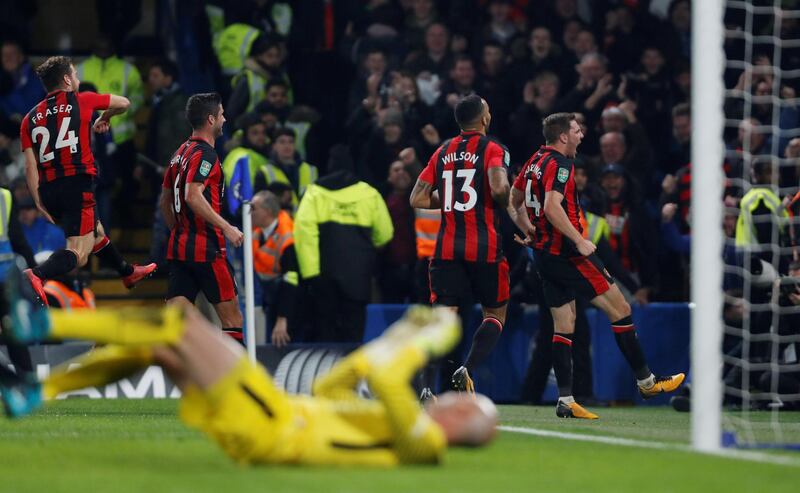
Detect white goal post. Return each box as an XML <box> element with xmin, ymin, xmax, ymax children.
<box><xmin>691</xmin><ymin>0</ymin><xmax>726</xmax><ymax>452</ymax></box>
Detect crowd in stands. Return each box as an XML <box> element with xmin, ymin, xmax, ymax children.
<box><xmin>2</xmin><ymin>1</ymin><xmax>800</xmax><ymax>370</ymax></box>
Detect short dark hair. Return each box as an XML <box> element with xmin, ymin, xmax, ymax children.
<box><xmin>35</xmin><ymin>56</ymin><xmax>73</xmax><ymax>92</ymax></box>
<box><xmin>273</xmin><ymin>127</ymin><xmax>295</xmax><ymax>141</ymax></box>
<box><xmin>454</xmin><ymin>94</ymin><xmax>484</xmax><ymax>129</ymax></box>
<box><xmin>542</xmin><ymin>112</ymin><xmax>576</xmax><ymax>144</ymax></box>
<box><xmin>151</xmin><ymin>58</ymin><xmax>179</xmax><ymax>80</ymax></box>
<box><xmin>185</xmin><ymin>92</ymin><xmax>222</xmax><ymax>130</ymax></box>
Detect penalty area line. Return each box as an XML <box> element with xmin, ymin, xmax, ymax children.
<box><xmin>498</xmin><ymin>425</ymin><xmax>800</xmax><ymax>468</ymax></box>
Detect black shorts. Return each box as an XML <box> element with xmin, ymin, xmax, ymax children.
<box><xmin>167</xmin><ymin>257</ymin><xmax>238</xmax><ymax>304</ymax></box>
<box><xmin>533</xmin><ymin>251</ymin><xmax>613</xmax><ymax>308</ymax></box>
<box><xmin>38</xmin><ymin>175</ymin><xmax>97</xmax><ymax>238</ymax></box>
<box><xmin>429</xmin><ymin>258</ymin><xmax>509</xmax><ymax>308</ymax></box>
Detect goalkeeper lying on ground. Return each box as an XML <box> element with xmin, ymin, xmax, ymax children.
<box><xmin>0</xmin><ymin>267</ymin><xmax>497</xmax><ymax>466</ymax></box>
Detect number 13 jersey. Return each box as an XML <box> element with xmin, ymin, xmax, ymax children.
<box><xmin>162</xmin><ymin>137</ymin><xmax>226</xmax><ymax>262</ymax></box>
<box><xmin>513</xmin><ymin>146</ymin><xmax>582</xmax><ymax>257</ymax></box>
<box><xmin>418</xmin><ymin>131</ymin><xmax>509</xmax><ymax>263</ymax></box>
<box><xmin>20</xmin><ymin>90</ymin><xmax>110</xmax><ymax>183</ymax></box>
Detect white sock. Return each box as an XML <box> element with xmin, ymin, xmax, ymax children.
<box><xmin>558</xmin><ymin>395</ymin><xmax>575</xmax><ymax>405</ymax></box>
<box><xmin>638</xmin><ymin>374</ymin><xmax>656</xmax><ymax>388</ymax></box>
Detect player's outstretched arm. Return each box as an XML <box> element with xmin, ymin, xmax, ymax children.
<box><xmin>544</xmin><ymin>190</ymin><xmax>595</xmax><ymax>256</ymax></box>
<box><xmin>185</xmin><ymin>182</ymin><xmax>243</xmax><ymax>247</ymax></box>
<box><xmin>410</xmin><ymin>178</ymin><xmax>440</xmax><ymax>209</ymax></box>
<box><xmin>92</xmin><ymin>95</ymin><xmax>131</xmax><ymax>133</ymax></box>
<box><xmin>488</xmin><ymin>167</ymin><xmax>510</xmax><ymax>208</ymax></box>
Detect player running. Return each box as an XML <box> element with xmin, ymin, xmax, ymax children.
<box><xmin>159</xmin><ymin>93</ymin><xmax>245</xmax><ymax>342</ymax></box>
<box><xmin>410</xmin><ymin>94</ymin><xmax>511</xmax><ymax>396</ymax></box>
<box><xmin>1</xmin><ymin>266</ymin><xmax>497</xmax><ymax>466</ymax></box>
<box><xmin>20</xmin><ymin>56</ymin><xmax>156</xmax><ymax>302</ymax></box>
<box><xmin>509</xmin><ymin>112</ymin><xmax>684</xmax><ymax>419</ymax></box>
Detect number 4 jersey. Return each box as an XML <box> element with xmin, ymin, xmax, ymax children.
<box><xmin>163</xmin><ymin>137</ymin><xmax>226</xmax><ymax>263</ymax></box>
<box><xmin>513</xmin><ymin>146</ymin><xmax>582</xmax><ymax>257</ymax></box>
<box><xmin>20</xmin><ymin>90</ymin><xmax>110</xmax><ymax>183</ymax></box>
<box><xmin>418</xmin><ymin>131</ymin><xmax>509</xmax><ymax>263</ymax></box>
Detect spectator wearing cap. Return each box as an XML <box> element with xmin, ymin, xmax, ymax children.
<box><xmin>599</xmin><ymin>163</ymin><xmax>659</xmax><ymax>304</ymax></box>
<box><xmin>0</xmin><ymin>40</ymin><xmax>44</xmax><ymax>122</ymax></box>
<box><xmin>261</xmin><ymin>127</ymin><xmax>319</xmax><ymax>211</ymax></box>
<box><xmin>17</xmin><ymin>196</ymin><xmax>65</xmax><ymax>257</ymax></box>
<box><xmin>228</xmin><ymin>35</ymin><xmax>293</xmax><ymax>125</ymax></box>
<box><xmin>379</xmin><ymin>160</ymin><xmax>417</xmax><ymax>302</ymax></box>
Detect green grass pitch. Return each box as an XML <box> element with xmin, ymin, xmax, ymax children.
<box><xmin>0</xmin><ymin>400</ymin><xmax>798</xmax><ymax>492</ymax></box>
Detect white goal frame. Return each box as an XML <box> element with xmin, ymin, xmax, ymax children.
<box><xmin>691</xmin><ymin>0</ymin><xmax>726</xmax><ymax>452</ymax></box>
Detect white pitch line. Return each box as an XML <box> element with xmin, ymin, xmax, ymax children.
<box><xmin>498</xmin><ymin>425</ymin><xmax>800</xmax><ymax>468</ymax></box>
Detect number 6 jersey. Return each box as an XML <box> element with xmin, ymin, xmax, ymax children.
<box><xmin>512</xmin><ymin>146</ymin><xmax>582</xmax><ymax>257</ymax></box>
<box><xmin>20</xmin><ymin>90</ymin><xmax>110</xmax><ymax>183</ymax></box>
<box><xmin>162</xmin><ymin>137</ymin><xmax>226</xmax><ymax>262</ymax></box>
<box><xmin>417</xmin><ymin>131</ymin><xmax>509</xmax><ymax>263</ymax></box>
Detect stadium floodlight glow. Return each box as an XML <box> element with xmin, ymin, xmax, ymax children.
<box><xmin>242</xmin><ymin>201</ymin><xmax>257</xmax><ymax>363</ymax></box>
<box><xmin>691</xmin><ymin>0</ymin><xmax>725</xmax><ymax>452</ymax></box>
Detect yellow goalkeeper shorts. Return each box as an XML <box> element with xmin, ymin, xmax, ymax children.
<box><xmin>178</xmin><ymin>358</ymin><xmax>301</xmax><ymax>464</ymax></box>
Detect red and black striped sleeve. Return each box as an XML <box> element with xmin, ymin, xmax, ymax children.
<box><xmin>419</xmin><ymin>144</ymin><xmax>444</xmax><ymax>186</ymax></box>
<box><xmin>545</xmin><ymin>154</ymin><xmax>572</xmax><ymax>195</ymax></box>
<box><xmin>187</xmin><ymin>146</ymin><xmax>219</xmax><ymax>185</ymax></box>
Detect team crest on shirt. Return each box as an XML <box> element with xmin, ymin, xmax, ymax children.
<box><xmin>199</xmin><ymin>160</ymin><xmax>213</xmax><ymax>177</ymax></box>
<box><xmin>557</xmin><ymin>167</ymin><xmax>570</xmax><ymax>183</ymax></box>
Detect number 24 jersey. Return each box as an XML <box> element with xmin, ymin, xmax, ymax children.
<box><xmin>20</xmin><ymin>90</ymin><xmax>110</xmax><ymax>183</ymax></box>
<box><xmin>418</xmin><ymin>131</ymin><xmax>509</xmax><ymax>263</ymax></box>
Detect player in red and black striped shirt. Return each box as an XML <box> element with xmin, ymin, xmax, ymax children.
<box><xmin>159</xmin><ymin>93</ymin><xmax>245</xmax><ymax>343</ymax></box>
<box><xmin>20</xmin><ymin>56</ymin><xmax>156</xmax><ymax>303</ymax></box>
<box><xmin>509</xmin><ymin>113</ymin><xmax>684</xmax><ymax>419</ymax></box>
<box><xmin>410</xmin><ymin>95</ymin><xmax>511</xmax><ymax>395</ymax></box>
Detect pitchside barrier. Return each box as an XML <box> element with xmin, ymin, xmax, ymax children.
<box><xmin>1</xmin><ymin>303</ymin><xmax>690</xmax><ymax>403</ymax></box>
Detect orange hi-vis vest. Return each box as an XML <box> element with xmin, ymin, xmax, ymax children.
<box><xmin>253</xmin><ymin>210</ymin><xmax>295</xmax><ymax>281</ymax></box>
<box><xmin>415</xmin><ymin>208</ymin><xmax>441</xmax><ymax>259</ymax></box>
<box><xmin>43</xmin><ymin>280</ymin><xmax>96</xmax><ymax>310</ymax></box>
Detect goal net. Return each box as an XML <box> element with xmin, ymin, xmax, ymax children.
<box><xmin>694</xmin><ymin>0</ymin><xmax>800</xmax><ymax>451</ymax></box>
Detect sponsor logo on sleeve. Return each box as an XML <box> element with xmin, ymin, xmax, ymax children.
<box><xmin>199</xmin><ymin>160</ymin><xmax>213</xmax><ymax>177</ymax></box>
<box><xmin>557</xmin><ymin>167</ymin><xmax>570</xmax><ymax>183</ymax></box>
